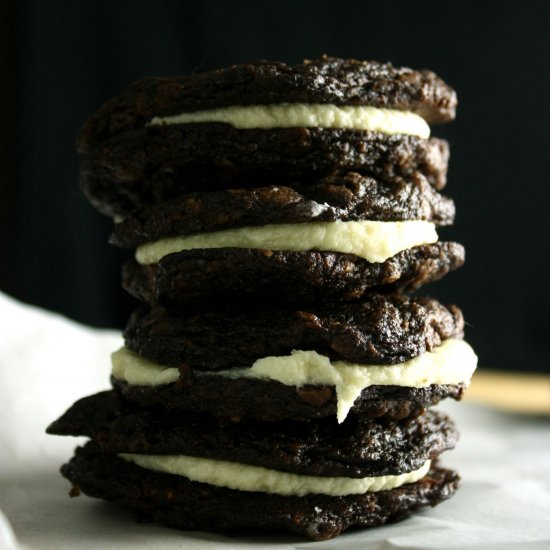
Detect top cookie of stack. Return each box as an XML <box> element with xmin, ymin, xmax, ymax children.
<box><xmin>79</xmin><ymin>56</ymin><xmax>463</xmax><ymax>308</ymax></box>
<box><xmin>80</xmin><ymin>56</ymin><xmax>454</xmax><ymax>215</ymax></box>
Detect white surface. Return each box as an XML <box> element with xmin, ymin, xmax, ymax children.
<box><xmin>1</xmin><ymin>290</ymin><xmax>549</xmax><ymax>549</ymax></box>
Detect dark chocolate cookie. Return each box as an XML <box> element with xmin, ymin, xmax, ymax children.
<box><xmin>60</xmin><ymin>442</ymin><xmax>460</xmax><ymax>540</ymax></box>
<box><xmin>123</xmin><ymin>294</ymin><xmax>464</xmax><ymax>370</ymax></box>
<box><xmin>81</xmin><ymin>128</ymin><xmax>449</xmax><ymax>218</ymax></box>
<box><xmin>112</xmin><ymin>375</ymin><xmax>465</xmax><ymax>422</ymax></box>
<box><xmin>111</xmin><ymin>173</ymin><xmax>455</xmax><ymax>248</ymax></box>
<box><xmin>48</xmin><ymin>391</ymin><xmax>458</xmax><ymax>478</ymax></box>
<box><xmin>79</xmin><ymin>56</ymin><xmax>456</xmax><ymax>150</ymax></box>
<box><xmin>122</xmin><ymin>243</ymin><xmax>465</xmax><ymax>309</ymax></box>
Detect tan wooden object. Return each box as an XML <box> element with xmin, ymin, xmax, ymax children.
<box><xmin>464</xmin><ymin>369</ymin><xmax>550</xmax><ymax>415</ymax></box>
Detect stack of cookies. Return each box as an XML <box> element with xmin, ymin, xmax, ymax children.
<box><xmin>48</xmin><ymin>57</ymin><xmax>477</xmax><ymax>540</ymax></box>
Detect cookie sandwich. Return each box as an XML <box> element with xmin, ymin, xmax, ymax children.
<box><xmin>48</xmin><ymin>56</ymin><xmax>476</xmax><ymax>540</ymax></box>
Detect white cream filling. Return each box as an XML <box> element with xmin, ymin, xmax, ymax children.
<box><xmin>149</xmin><ymin>103</ymin><xmax>430</xmax><ymax>138</ymax></box>
<box><xmin>111</xmin><ymin>339</ymin><xmax>477</xmax><ymax>423</ymax></box>
<box><xmin>135</xmin><ymin>220</ymin><xmax>438</xmax><ymax>265</ymax></box>
<box><xmin>111</xmin><ymin>347</ymin><xmax>181</xmax><ymax>386</ymax></box>
<box><xmin>118</xmin><ymin>453</ymin><xmax>431</xmax><ymax>497</ymax></box>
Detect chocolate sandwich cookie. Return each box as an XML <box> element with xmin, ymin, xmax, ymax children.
<box><xmin>112</xmin><ymin>173</ymin><xmax>461</xmax><ymax>306</ymax></box>
<box><xmin>48</xmin><ymin>391</ymin><xmax>458</xmax><ymax>478</ymax></box>
<box><xmin>123</xmin><ymin>294</ymin><xmax>464</xmax><ymax>370</ymax></box>
<box><xmin>114</xmin><ymin>295</ymin><xmax>475</xmax><ymax>423</ymax></box>
<box><xmin>60</xmin><ymin>442</ymin><xmax>460</xmax><ymax>540</ymax></box>
<box><xmin>122</xmin><ymin>243</ymin><xmax>465</xmax><ymax>309</ymax></box>
<box><xmin>80</xmin><ymin>57</ymin><xmax>456</xmax><ymax>147</ymax></box>
<box><xmin>78</xmin><ymin>56</ymin><xmax>455</xmax><ymax>217</ymax></box>
<box><xmin>110</xmin><ymin>172</ymin><xmax>455</xmax><ymax>248</ymax></box>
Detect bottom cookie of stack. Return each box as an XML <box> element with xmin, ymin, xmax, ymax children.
<box><xmin>48</xmin><ymin>393</ymin><xmax>460</xmax><ymax>540</ymax></box>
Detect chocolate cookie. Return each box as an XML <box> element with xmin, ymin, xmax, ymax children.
<box><xmin>112</xmin><ymin>375</ymin><xmax>465</xmax><ymax>422</ymax></box>
<box><xmin>79</xmin><ymin>57</ymin><xmax>456</xmax><ymax>149</ymax></box>
<box><xmin>81</xmin><ymin>129</ymin><xmax>449</xmax><ymax>218</ymax></box>
<box><xmin>123</xmin><ymin>294</ymin><xmax>464</xmax><ymax>370</ymax></box>
<box><xmin>48</xmin><ymin>391</ymin><xmax>458</xmax><ymax>478</ymax></box>
<box><xmin>60</xmin><ymin>442</ymin><xmax>460</xmax><ymax>540</ymax></box>
<box><xmin>122</xmin><ymin>243</ymin><xmax>465</xmax><ymax>309</ymax></box>
<box><xmin>110</xmin><ymin>173</ymin><xmax>454</xmax><ymax>248</ymax></box>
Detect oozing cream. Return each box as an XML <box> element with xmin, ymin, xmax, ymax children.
<box><xmin>111</xmin><ymin>339</ymin><xmax>477</xmax><ymax>423</ymax></box>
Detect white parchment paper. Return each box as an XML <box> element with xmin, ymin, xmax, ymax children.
<box><xmin>1</xmin><ymin>291</ymin><xmax>549</xmax><ymax>550</ymax></box>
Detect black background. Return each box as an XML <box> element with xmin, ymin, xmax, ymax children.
<box><xmin>1</xmin><ymin>1</ymin><xmax>548</xmax><ymax>372</ymax></box>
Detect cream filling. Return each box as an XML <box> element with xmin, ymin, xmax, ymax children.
<box><xmin>118</xmin><ymin>453</ymin><xmax>431</xmax><ymax>497</ymax></box>
<box><xmin>135</xmin><ymin>220</ymin><xmax>438</xmax><ymax>265</ymax></box>
<box><xmin>112</xmin><ymin>347</ymin><xmax>181</xmax><ymax>386</ymax></box>
<box><xmin>111</xmin><ymin>339</ymin><xmax>477</xmax><ymax>423</ymax></box>
<box><xmin>148</xmin><ymin>103</ymin><xmax>430</xmax><ymax>138</ymax></box>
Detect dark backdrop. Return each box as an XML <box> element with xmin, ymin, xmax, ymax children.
<box><xmin>1</xmin><ymin>1</ymin><xmax>549</xmax><ymax>373</ymax></box>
